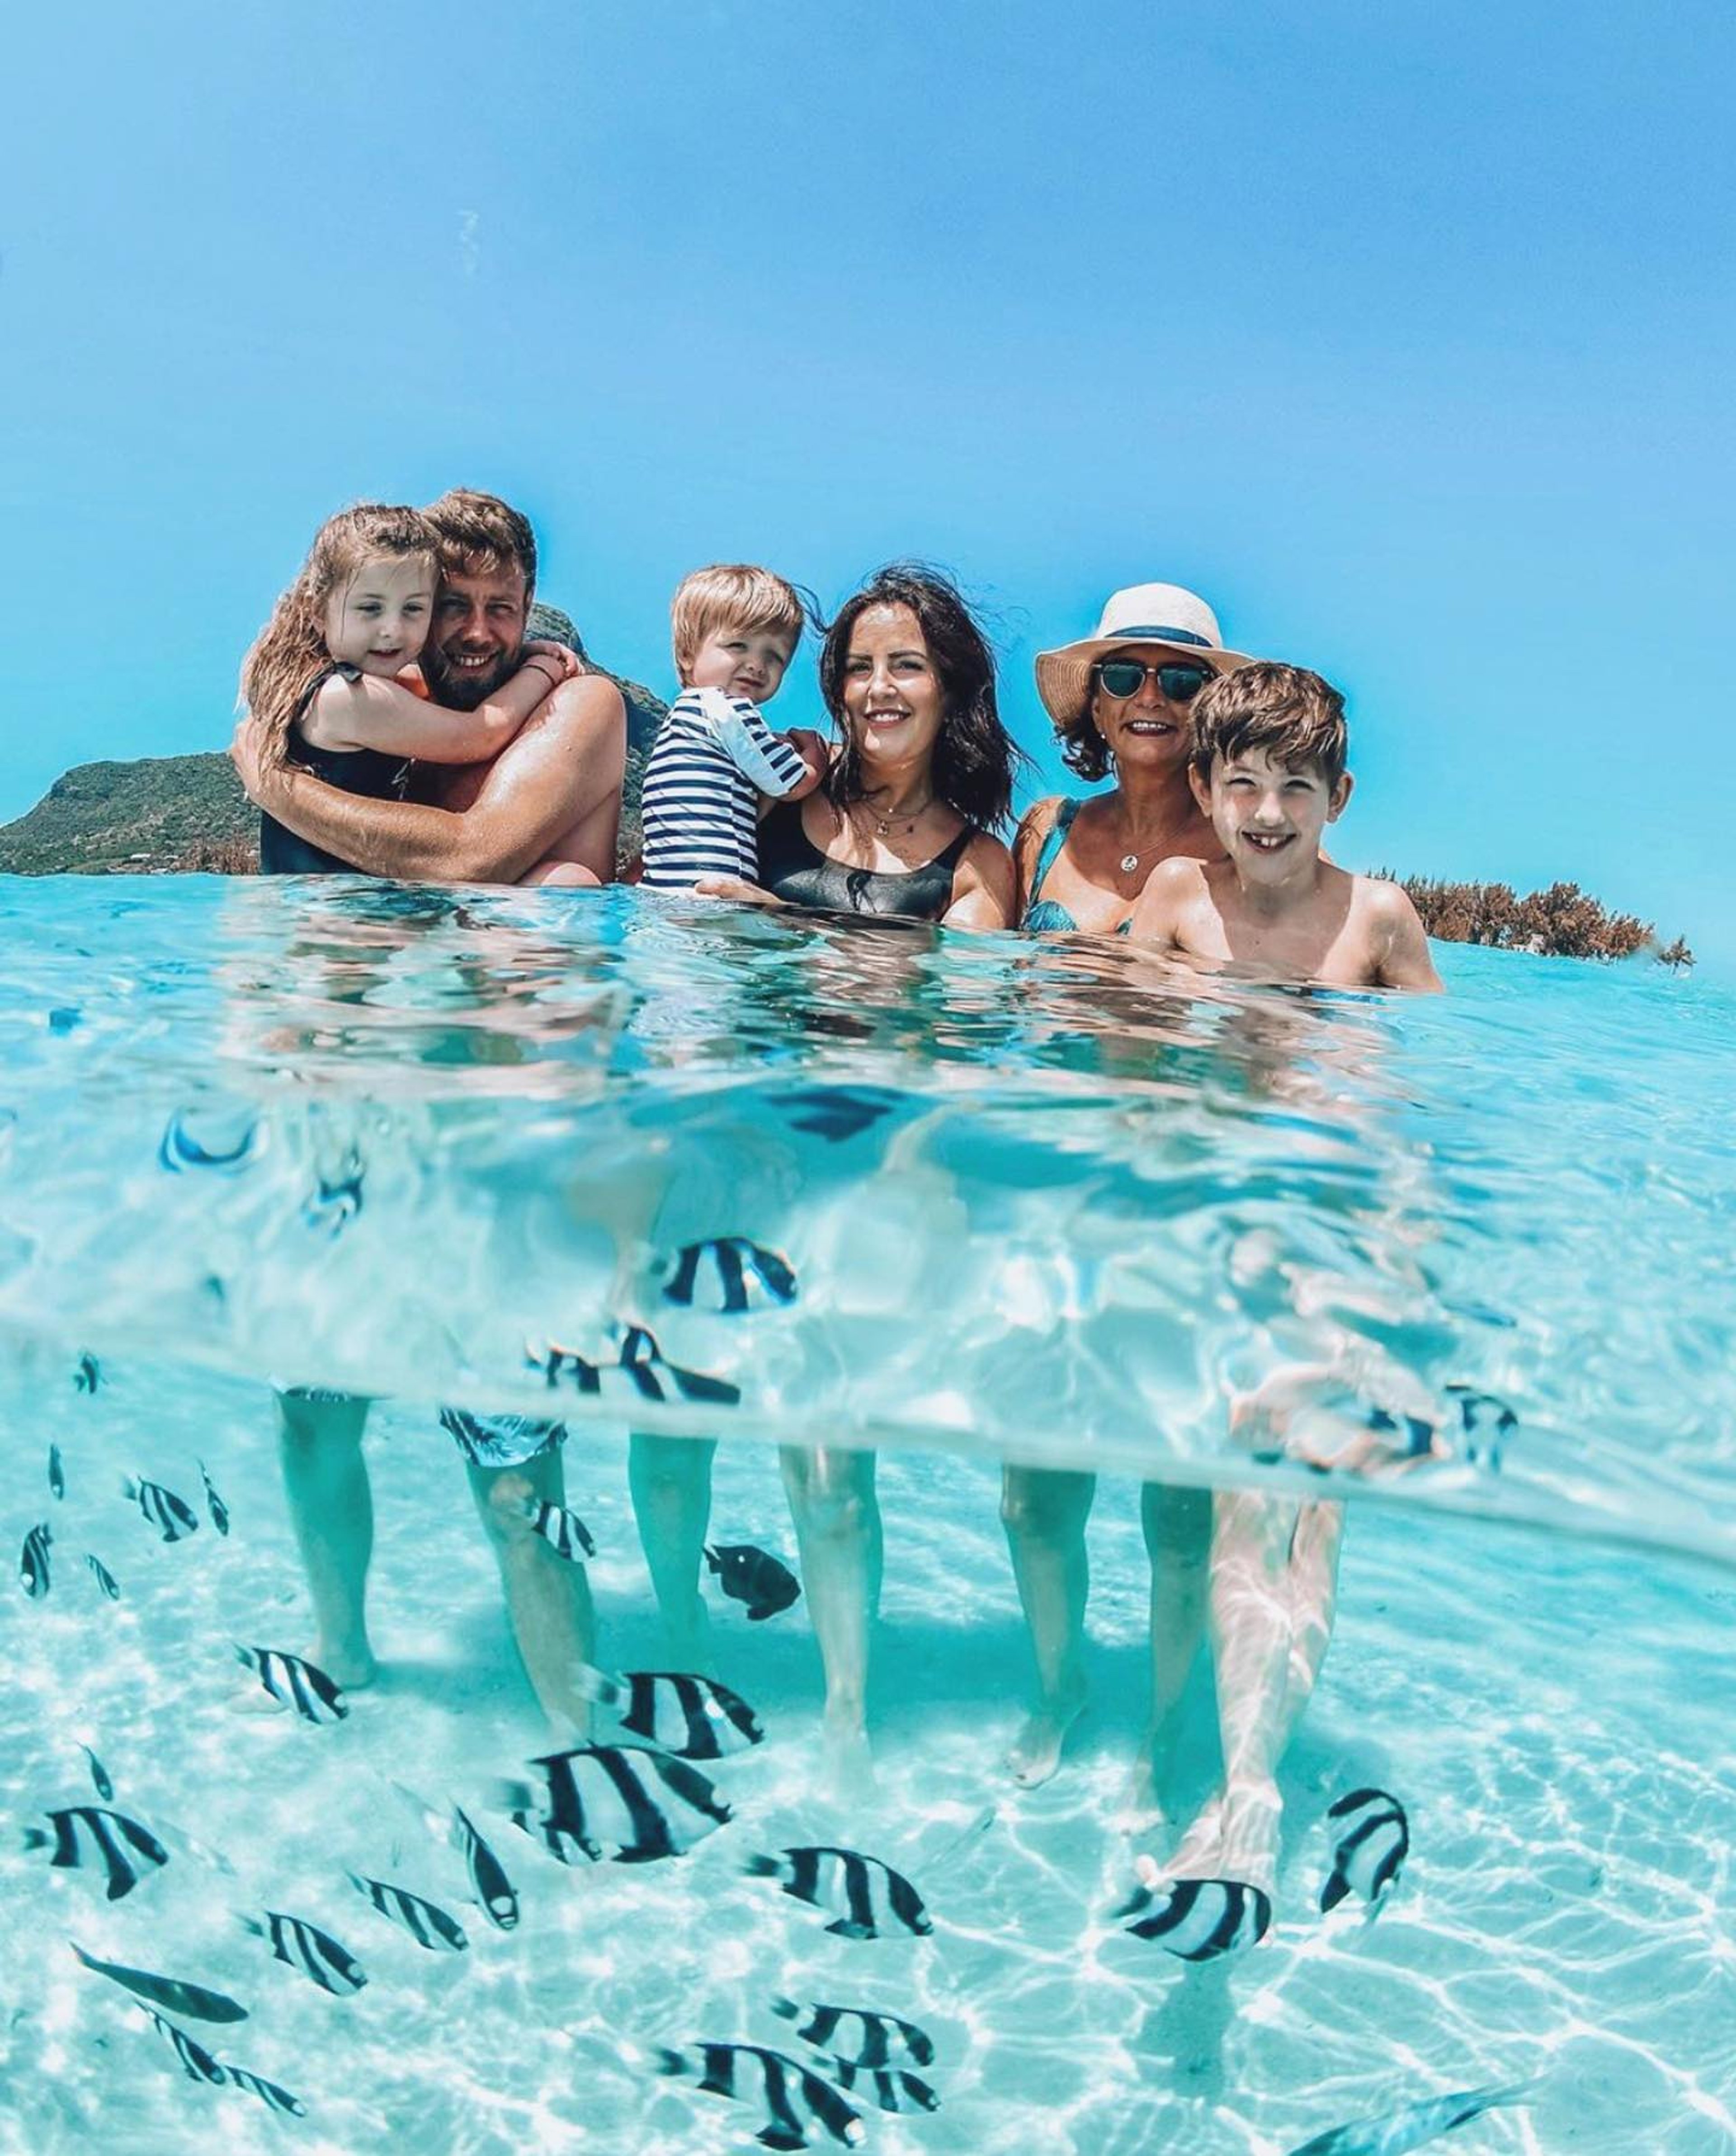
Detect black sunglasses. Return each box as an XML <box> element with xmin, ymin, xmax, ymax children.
<box><xmin>1093</xmin><ymin>659</ymin><xmax>1213</xmax><ymax>704</ymax></box>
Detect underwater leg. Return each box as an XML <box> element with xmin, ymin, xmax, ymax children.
<box><xmin>1000</xmin><ymin>1465</ymin><xmax>1095</xmax><ymax>1787</ymax></box>
<box><xmin>276</xmin><ymin>1389</ymin><xmax>378</xmax><ymax>1689</ymax></box>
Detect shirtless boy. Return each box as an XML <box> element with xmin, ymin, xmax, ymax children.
<box><xmin>1129</xmin><ymin>660</ymin><xmax>1442</xmax><ymax>993</ymax></box>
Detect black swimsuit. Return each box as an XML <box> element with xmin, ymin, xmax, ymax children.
<box><xmin>258</xmin><ymin>664</ymin><xmax>409</xmax><ymax>876</ymax></box>
<box><xmin>758</xmin><ymin>800</ymin><xmax>971</xmax><ymax>923</ymax></box>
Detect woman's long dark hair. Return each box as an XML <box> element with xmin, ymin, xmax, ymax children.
<box><xmin>818</xmin><ymin>563</ymin><xmax>1024</xmax><ymax>833</ymax></box>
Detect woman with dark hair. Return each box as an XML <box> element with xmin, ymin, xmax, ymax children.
<box><xmin>1002</xmin><ymin>583</ymin><xmax>1249</xmax><ymax>1800</ymax></box>
<box><xmin>683</xmin><ymin>564</ymin><xmax>1019</xmax><ymax>1782</ymax></box>
<box><xmin>697</xmin><ymin>562</ymin><xmax>1019</xmax><ymax>928</ymax></box>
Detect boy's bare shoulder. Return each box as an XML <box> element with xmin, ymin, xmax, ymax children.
<box><xmin>1355</xmin><ymin>872</ymin><xmax>1423</xmax><ymax>926</ymax></box>
<box><xmin>1142</xmin><ymin>853</ymin><xmax>1212</xmax><ymax>899</ymax></box>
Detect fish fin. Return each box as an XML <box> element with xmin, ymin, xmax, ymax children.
<box><xmin>1318</xmin><ymin>1870</ymin><xmax>1349</xmax><ymax>1913</ymax></box>
<box><xmin>824</xmin><ymin>1919</ymin><xmax>874</xmax><ymax>1941</ymax></box>
<box><xmin>756</xmin><ymin>2132</ymin><xmax>806</xmax><ymax>2152</ymax></box>
<box><xmin>572</xmin><ymin>1665</ymin><xmax>621</xmax><ymax>1709</ymax></box>
<box><xmin>67</xmin><ymin>1943</ymin><xmax>99</xmax><ymax>1970</ymax></box>
<box><xmin>703</xmin><ymin>1546</ymin><xmax>722</xmax><ymax>1573</ymax></box>
<box><xmin>741</xmin><ymin>1853</ymin><xmax>782</xmax><ymax>1879</ymax></box>
<box><xmin>234</xmin><ymin>1913</ymin><xmax>265</xmax><ymax>1939</ymax></box>
<box><xmin>651</xmin><ymin>2047</ymin><xmax>689</xmax><ymax>2080</ymax></box>
<box><xmin>20</xmin><ymin>1828</ymin><xmax>48</xmax><ymax>1853</ymax></box>
<box><xmin>746</xmin><ymin>1603</ymin><xmax>778</xmax><ymax>1622</ymax></box>
<box><xmin>487</xmin><ymin>1778</ymin><xmax>534</xmax><ymax>1815</ymax></box>
<box><xmin>1108</xmin><ymin>1884</ymin><xmax>1152</xmax><ymax>1922</ymax></box>
<box><xmin>769</xmin><ymin>1996</ymin><xmax>799</xmax><ymax>2024</ymax></box>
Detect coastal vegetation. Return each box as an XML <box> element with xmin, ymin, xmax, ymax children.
<box><xmin>1393</xmin><ymin>875</ymin><xmax>1694</xmax><ymax>967</ymax></box>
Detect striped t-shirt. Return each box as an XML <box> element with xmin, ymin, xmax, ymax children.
<box><xmin>641</xmin><ymin>686</ymin><xmax>811</xmax><ymax>889</ymax></box>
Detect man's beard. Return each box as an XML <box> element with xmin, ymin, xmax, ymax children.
<box><xmin>425</xmin><ymin>642</ymin><xmax>519</xmax><ymax>709</ymax></box>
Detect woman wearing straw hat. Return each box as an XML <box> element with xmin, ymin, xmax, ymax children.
<box><xmin>1001</xmin><ymin>582</ymin><xmax>1249</xmax><ymax>1801</ymax></box>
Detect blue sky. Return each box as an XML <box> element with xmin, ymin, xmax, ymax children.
<box><xmin>5</xmin><ymin>0</ymin><xmax>1732</xmax><ymax>961</ymax></box>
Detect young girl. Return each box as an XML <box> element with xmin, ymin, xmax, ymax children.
<box><xmin>241</xmin><ymin>501</ymin><xmax>590</xmax><ymax>882</ymax></box>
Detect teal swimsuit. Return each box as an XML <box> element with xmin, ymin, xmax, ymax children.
<box><xmin>1022</xmin><ymin>799</ymin><xmax>1132</xmax><ymax>936</ymax></box>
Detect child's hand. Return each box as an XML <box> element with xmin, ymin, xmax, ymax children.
<box><xmin>783</xmin><ymin>728</ymin><xmax>831</xmax><ymax>800</ymax></box>
<box><xmin>522</xmin><ymin>638</ymin><xmax>584</xmax><ymax>683</ymax></box>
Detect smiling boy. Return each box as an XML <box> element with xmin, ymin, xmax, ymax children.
<box><xmin>1128</xmin><ymin>661</ymin><xmax>1442</xmax><ymax>992</ymax></box>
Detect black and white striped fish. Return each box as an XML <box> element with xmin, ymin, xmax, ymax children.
<box><xmin>23</xmin><ymin>1804</ymin><xmax>170</xmax><ymax>1900</ymax></box>
<box><xmin>830</xmin><ymin>2060</ymin><xmax>941</xmax><ymax>2115</ymax></box>
<box><xmin>224</xmin><ymin>2064</ymin><xmax>307</xmax><ymax>2117</ymax></box>
<box><xmin>1445</xmin><ymin>1384</ymin><xmax>1518</xmax><ymax>1472</ymax></box>
<box><xmin>1113</xmin><ymin>1874</ymin><xmax>1271</xmax><ymax>1962</ymax></box>
<box><xmin>240</xmin><ymin>1909</ymin><xmax>368</xmax><ymax>1996</ymax></box>
<box><xmin>234</xmin><ymin>1645</ymin><xmax>348</xmax><ymax>1724</ymax></box>
<box><xmin>1321</xmin><ymin>1788</ymin><xmax>1410</xmax><ymax>1914</ymax></box>
<box><xmin>576</xmin><ymin>1667</ymin><xmax>764</xmax><ymax>1760</ymax></box>
<box><xmin>653</xmin><ymin>2040</ymin><xmax>865</xmax><ymax>2151</ymax></box>
<box><xmin>524</xmin><ymin>1324</ymin><xmax>741</xmax><ymax>1409</ymax></box>
<box><xmin>85</xmin><ymin>1552</ymin><xmax>122</xmax><ymax>1601</ymax></box>
<box><xmin>745</xmin><ymin>1846</ymin><xmax>934</xmax><ymax>1941</ymax></box>
<box><xmin>453</xmin><ymin>1806</ymin><xmax>519</xmax><ymax>1929</ymax></box>
<box><xmin>82</xmin><ymin>1745</ymin><xmax>114</xmax><ymax>1802</ymax></box>
<box><xmin>771</xmin><ymin>1997</ymin><xmax>935</xmax><ymax>2070</ymax></box>
<box><xmin>48</xmin><ymin>1444</ymin><xmax>65</xmax><ymax>1500</ymax></box>
<box><xmin>123</xmin><ymin>1476</ymin><xmax>199</xmax><ymax>1543</ymax></box>
<box><xmin>303</xmin><ymin>1155</ymin><xmax>364</xmax><ymax>1238</ymax></box>
<box><xmin>520</xmin><ymin>1495</ymin><xmax>595</xmax><ymax>1562</ymax></box>
<box><xmin>159</xmin><ymin>1110</ymin><xmax>264</xmax><ymax>1174</ymax></box>
<box><xmin>661</xmin><ymin>1237</ymin><xmax>799</xmax><ymax>1314</ymax></box>
<box><xmin>74</xmin><ymin>1351</ymin><xmax>102</xmax><ymax>1393</ymax></box>
<box><xmin>71</xmin><ymin>1942</ymin><xmax>247</xmax><ymax>2023</ymax></box>
<box><xmin>20</xmin><ymin>1521</ymin><xmax>52</xmax><ymax>1598</ymax></box>
<box><xmin>347</xmin><ymin>1872</ymin><xmax>468</xmax><ymax>1952</ymax></box>
<box><xmin>197</xmin><ymin>1460</ymin><xmax>229</xmax><ymax>1537</ymax></box>
<box><xmin>1285</xmin><ymin>2076</ymin><xmax>1543</xmax><ymax>2156</ymax></box>
<box><xmin>141</xmin><ymin>2006</ymin><xmax>225</xmax><ymax>2084</ymax></box>
<box><xmin>500</xmin><ymin>1743</ymin><xmax>731</xmax><ymax>1865</ymax></box>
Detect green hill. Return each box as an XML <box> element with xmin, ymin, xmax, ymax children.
<box><xmin>0</xmin><ymin>607</ymin><xmax>664</xmax><ymax>877</ymax></box>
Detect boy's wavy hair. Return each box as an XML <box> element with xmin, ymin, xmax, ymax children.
<box><xmin>423</xmin><ymin>487</ymin><xmax>537</xmax><ymax>596</ymax></box>
<box><xmin>239</xmin><ymin>502</ymin><xmax>438</xmax><ymax>773</ymax></box>
<box><xmin>670</xmin><ymin>563</ymin><xmax>811</xmax><ymax>682</ymax></box>
<box><xmin>817</xmin><ymin>563</ymin><xmax>1025</xmax><ymax>833</ymax></box>
<box><xmin>1188</xmin><ymin>661</ymin><xmax>1349</xmax><ymax>785</ymax></box>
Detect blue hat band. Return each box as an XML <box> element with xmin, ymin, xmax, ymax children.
<box><xmin>1100</xmin><ymin>624</ymin><xmax>1213</xmax><ymax>648</ymax></box>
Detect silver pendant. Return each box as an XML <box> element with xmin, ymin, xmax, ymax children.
<box><xmin>1120</xmin><ymin>853</ymin><xmax>1139</xmax><ymax>875</ymax></box>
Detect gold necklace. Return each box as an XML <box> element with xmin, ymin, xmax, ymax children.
<box><xmin>1116</xmin><ymin>833</ymin><xmax>1167</xmax><ymax>876</ymax></box>
<box><xmin>862</xmin><ymin>793</ymin><xmax>935</xmax><ymax>839</ymax></box>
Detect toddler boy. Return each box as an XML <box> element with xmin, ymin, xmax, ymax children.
<box><xmin>1130</xmin><ymin>662</ymin><xmax>1442</xmax><ymax>990</ymax></box>
<box><xmin>640</xmin><ymin>563</ymin><xmax>827</xmax><ymax>890</ymax></box>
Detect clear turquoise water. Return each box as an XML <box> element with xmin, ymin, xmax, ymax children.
<box><xmin>2</xmin><ymin>875</ymin><xmax>1732</xmax><ymax>2155</ymax></box>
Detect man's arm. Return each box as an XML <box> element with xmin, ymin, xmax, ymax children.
<box><xmin>1370</xmin><ymin>882</ymin><xmax>1445</xmax><ymax>992</ymax></box>
<box><xmin>236</xmin><ymin>674</ymin><xmax>625</xmax><ymax>884</ymax></box>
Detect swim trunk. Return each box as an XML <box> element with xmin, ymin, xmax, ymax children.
<box><xmin>437</xmin><ymin>1408</ymin><xmax>568</xmax><ymax>1470</ymax></box>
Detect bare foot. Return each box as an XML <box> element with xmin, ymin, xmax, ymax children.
<box><xmin>1007</xmin><ymin>1688</ymin><xmax>1088</xmax><ymax>1790</ymax></box>
<box><xmin>310</xmin><ymin>1641</ymin><xmax>379</xmax><ymax>1691</ymax></box>
<box><xmin>821</xmin><ymin>1713</ymin><xmax>876</xmax><ymax>1805</ymax></box>
<box><xmin>664</xmin><ymin>1599</ymin><xmax>716</xmax><ymax>1677</ymax></box>
<box><xmin>1119</xmin><ymin>1725</ymin><xmax>1181</xmax><ymax>1835</ymax></box>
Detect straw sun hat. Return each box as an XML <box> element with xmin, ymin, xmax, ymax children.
<box><xmin>1034</xmin><ymin>583</ymin><xmax>1254</xmax><ymax>730</ymax></box>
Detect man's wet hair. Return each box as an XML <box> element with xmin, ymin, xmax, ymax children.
<box><xmin>423</xmin><ymin>488</ymin><xmax>537</xmax><ymax>597</ymax></box>
<box><xmin>1189</xmin><ymin>661</ymin><xmax>1349</xmax><ymax>787</ymax></box>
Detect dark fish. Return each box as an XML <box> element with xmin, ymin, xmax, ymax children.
<box><xmin>20</xmin><ymin>1521</ymin><xmax>52</xmax><ymax>1598</ymax></box>
<box><xmin>779</xmin><ymin>1085</ymin><xmax>896</xmax><ymax>1143</ymax></box>
<box><xmin>73</xmin><ymin>1352</ymin><xmax>102</xmax><ymax>1394</ymax></box>
<box><xmin>453</xmin><ymin>1806</ymin><xmax>519</xmax><ymax>1931</ymax></box>
<box><xmin>521</xmin><ymin>1495</ymin><xmax>595</xmax><ymax>1562</ymax></box>
<box><xmin>1113</xmin><ymin>1874</ymin><xmax>1271</xmax><ymax>1962</ymax></box>
<box><xmin>48</xmin><ymin>1445</ymin><xmax>65</xmax><ymax>1500</ymax></box>
<box><xmin>576</xmin><ymin>1667</ymin><xmax>764</xmax><ymax>1761</ymax></box>
<box><xmin>347</xmin><ymin>1872</ymin><xmax>468</xmax><ymax>1952</ymax></box>
<box><xmin>224</xmin><ymin>2064</ymin><xmax>307</xmax><ymax>2117</ymax></box>
<box><xmin>240</xmin><ymin>1909</ymin><xmax>367</xmax><ymax>1996</ymax></box>
<box><xmin>85</xmin><ymin>1552</ymin><xmax>122</xmax><ymax>1601</ymax></box>
<box><xmin>234</xmin><ymin>1645</ymin><xmax>348</xmax><ymax>1725</ymax></box>
<box><xmin>197</xmin><ymin>1459</ymin><xmax>230</xmax><ymax>1537</ymax></box>
<box><xmin>500</xmin><ymin>1743</ymin><xmax>731</xmax><ymax>1865</ymax></box>
<box><xmin>70</xmin><ymin>1943</ymin><xmax>248</xmax><ymax>2023</ymax></box>
<box><xmin>662</xmin><ymin>1237</ymin><xmax>799</xmax><ymax>1314</ymax></box>
<box><xmin>303</xmin><ymin>1153</ymin><xmax>364</xmax><ymax>1238</ymax></box>
<box><xmin>141</xmin><ymin>2007</ymin><xmax>225</xmax><ymax>2084</ymax></box>
<box><xmin>1285</xmin><ymin>2077</ymin><xmax>1543</xmax><ymax>2156</ymax></box>
<box><xmin>22</xmin><ymin>1805</ymin><xmax>169</xmax><ymax>1901</ymax></box>
<box><xmin>830</xmin><ymin>2060</ymin><xmax>941</xmax><ymax>2114</ymax></box>
<box><xmin>771</xmin><ymin>1997</ymin><xmax>935</xmax><ymax>2070</ymax></box>
<box><xmin>48</xmin><ymin>1006</ymin><xmax>81</xmax><ymax>1034</ymax></box>
<box><xmin>158</xmin><ymin>1111</ymin><xmax>264</xmax><ymax>1174</ymax></box>
<box><xmin>654</xmin><ymin>2040</ymin><xmax>865</xmax><ymax>2151</ymax></box>
<box><xmin>1321</xmin><ymin>1788</ymin><xmax>1410</xmax><ymax>1915</ymax></box>
<box><xmin>123</xmin><ymin>1476</ymin><xmax>199</xmax><ymax>1543</ymax></box>
<box><xmin>745</xmin><ymin>1846</ymin><xmax>933</xmax><ymax>1940</ymax></box>
<box><xmin>82</xmin><ymin>1745</ymin><xmax>114</xmax><ymax>1802</ymax></box>
<box><xmin>705</xmin><ymin>1542</ymin><xmax>800</xmax><ymax>1622</ymax></box>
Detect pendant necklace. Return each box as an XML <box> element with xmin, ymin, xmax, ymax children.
<box><xmin>1118</xmin><ymin>837</ymin><xmax>1163</xmax><ymax>877</ymax></box>
<box><xmin>868</xmin><ymin>793</ymin><xmax>934</xmax><ymax>839</ymax></box>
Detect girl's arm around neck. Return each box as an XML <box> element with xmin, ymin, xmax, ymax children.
<box><xmin>298</xmin><ymin>648</ymin><xmax>575</xmax><ymax>765</ymax></box>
